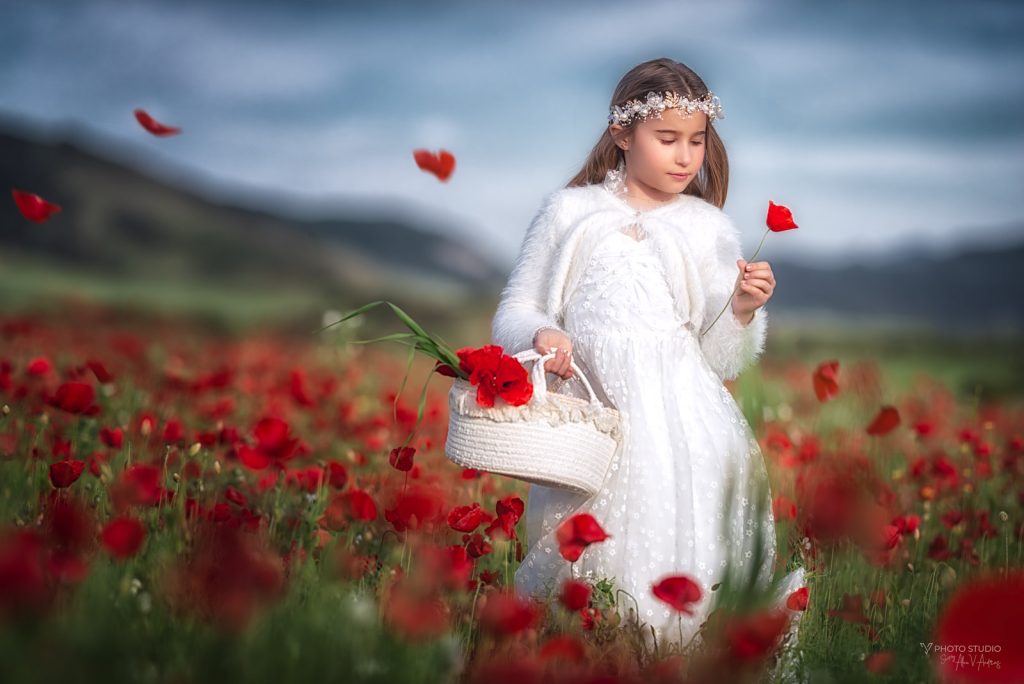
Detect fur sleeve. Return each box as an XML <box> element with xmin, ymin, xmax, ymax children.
<box><xmin>490</xmin><ymin>190</ymin><xmax>568</xmax><ymax>355</ymax></box>
<box><xmin>697</xmin><ymin>209</ymin><xmax>769</xmax><ymax>382</ymax></box>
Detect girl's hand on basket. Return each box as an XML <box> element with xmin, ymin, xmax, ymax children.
<box><xmin>533</xmin><ymin>328</ymin><xmax>575</xmax><ymax>379</ymax></box>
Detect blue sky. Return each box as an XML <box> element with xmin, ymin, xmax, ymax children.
<box><xmin>2</xmin><ymin>0</ymin><xmax>1022</xmax><ymax>267</ymax></box>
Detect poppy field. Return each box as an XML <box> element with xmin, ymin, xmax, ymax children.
<box><xmin>0</xmin><ymin>301</ymin><xmax>1022</xmax><ymax>684</ymax></box>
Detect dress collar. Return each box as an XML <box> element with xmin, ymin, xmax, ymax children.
<box><xmin>600</xmin><ymin>159</ymin><xmax>693</xmax><ymax>216</ymax></box>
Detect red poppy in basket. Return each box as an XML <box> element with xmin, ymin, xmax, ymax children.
<box><xmin>455</xmin><ymin>344</ymin><xmax>533</xmax><ymax>408</ymax></box>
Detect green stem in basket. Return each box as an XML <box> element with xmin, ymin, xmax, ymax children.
<box><xmin>315</xmin><ymin>298</ymin><xmax>470</xmax><ymax>454</ymax></box>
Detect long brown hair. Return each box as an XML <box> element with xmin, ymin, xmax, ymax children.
<box><xmin>566</xmin><ymin>57</ymin><xmax>729</xmax><ymax>208</ymax></box>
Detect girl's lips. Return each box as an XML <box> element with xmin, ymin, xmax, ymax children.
<box><xmin>668</xmin><ymin>173</ymin><xmax>690</xmax><ymax>179</ymax></box>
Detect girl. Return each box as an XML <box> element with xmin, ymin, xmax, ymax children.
<box><xmin>491</xmin><ymin>58</ymin><xmax>806</xmax><ymax>652</ymax></box>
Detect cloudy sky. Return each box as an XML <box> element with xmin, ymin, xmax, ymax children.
<box><xmin>2</xmin><ymin>0</ymin><xmax>1022</xmax><ymax>268</ymax></box>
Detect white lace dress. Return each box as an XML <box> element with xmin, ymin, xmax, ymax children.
<box><xmin>513</xmin><ymin>219</ymin><xmax>806</xmax><ymax>653</ymax></box>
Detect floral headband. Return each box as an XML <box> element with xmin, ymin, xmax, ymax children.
<box><xmin>608</xmin><ymin>90</ymin><xmax>724</xmax><ymax>127</ymax></box>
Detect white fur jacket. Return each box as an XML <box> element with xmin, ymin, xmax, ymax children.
<box><xmin>490</xmin><ymin>178</ymin><xmax>768</xmax><ymax>383</ymax></box>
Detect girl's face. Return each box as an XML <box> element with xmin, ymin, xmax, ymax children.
<box><xmin>610</xmin><ymin>108</ymin><xmax>707</xmax><ymax>203</ymax></box>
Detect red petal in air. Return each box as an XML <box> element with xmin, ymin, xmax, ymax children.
<box><xmin>413</xmin><ymin>148</ymin><xmax>456</xmax><ymax>181</ymax></box>
<box><xmin>12</xmin><ymin>189</ymin><xmax>62</xmax><ymax>223</ymax></box>
<box><xmin>866</xmin><ymin>405</ymin><xmax>901</xmax><ymax>436</ymax></box>
<box><xmin>134</xmin><ymin>108</ymin><xmax>182</xmax><ymax>136</ymax></box>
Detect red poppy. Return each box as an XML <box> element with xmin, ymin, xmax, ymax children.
<box><xmin>389</xmin><ymin>445</ymin><xmax>416</xmax><ymax>472</ymax></box>
<box><xmin>413</xmin><ymin>148</ymin><xmax>456</xmax><ymax>181</ymax></box>
<box><xmin>456</xmin><ymin>344</ymin><xmax>533</xmax><ymax>407</ymax></box>
<box><xmin>478</xmin><ymin>591</ymin><xmax>541</xmax><ymax>636</ymax></box>
<box><xmin>866</xmin><ymin>405</ymin><xmax>901</xmax><ymax>436</ymax></box>
<box><xmin>27</xmin><ymin>357</ymin><xmax>52</xmax><ymax>375</ymax></box>
<box><xmin>383</xmin><ymin>577</ymin><xmax>450</xmax><ymax>641</ymax></box>
<box><xmin>555</xmin><ymin>513</ymin><xmax>610</xmax><ymax>562</ymax></box>
<box><xmin>786</xmin><ymin>586</ymin><xmax>809</xmax><ymax>611</ymax></box>
<box><xmin>161</xmin><ymin>521</ymin><xmax>284</xmax><ymax>632</ymax></box>
<box><xmin>101</xmin><ymin>517</ymin><xmax>146</xmax><ymax>559</ymax></box>
<box><xmin>652</xmin><ymin>575</ymin><xmax>702</xmax><ymax>614</ymax></box>
<box><xmin>134</xmin><ymin>108</ymin><xmax>182</xmax><ymax>136</ymax></box>
<box><xmin>11</xmin><ymin>189</ymin><xmax>62</xmax><ymax>223</ymax></box>
<box><xmin>345</xmin><ymin>489</ymin><xmax>378</xmax><ymax>521</ymax></box>
<box><xmin>463</xmin><ymin>532</ymin><xmax>493</xmax><ymax>559</ymax></box>
<box><xmin>384</xmin><ymin>484</ymin><xmax>446</xmax><ymax>533</ymax></box>
<box><xmin>496</xmin><ymin>495</ymin><xmax>525</xmax><ymax>522</ymax></box>
<box><xmin>447</xmin><ymin>503</ymin><xmax>486</xmax><ymax>533</ymax></box>
<box><xmin>539</xmin><ymin>634</ymin><xmax>587</xmax><ymax>663</ymax></box>
<box><xmin>559</xmin><ymin>579</ymin><xmax>592</xmax><ymax>611</ymax></box>
<box><xmin>725</xmin><ymin>609</ymin><xmax>791</xmax><ymax>662</ymax></box>
<box><xmin>99</xmin><ymin>427</ymin><xmax>124</xmax><ymax>448</ymax></box>
<box><xmin>326</xmin><ymin>461</ymin><xmax>348</xmax><ymax>489</ymax></box>
<box><xmin>766</xmin><ymin>200</ymin><xmax>799</xmax><ymax>232</ymax></box>
<box><xmin>86</xmin><ymin>359</ymin><xmax>114</xmax><ymax>384</ymax></box>
<box><xmin>433</xmin><ymin>360</ymin><xmax>458</xmax><ymax>377</ymax></box>
<box><xmin>109</xmin><ymin>463</ymin><xmax>167</xmax><ymax>512</ymax></box>
<box><xmin>773</xmin><ymin>494</ymin><xmax>797</xmax><ymax>521</ymax></box>
<box><xmin>49</xmin><ymin>460</ymin><xmax>86</xmax><ymax>489</ymax></box>
<box><xmin>813</xmin><ymin>360</ymin><xmax>840</xmax><ymax>402</ymax></box>
<box><xmin>933</xmin><ymin>570</ymin><xmax>1024</xmax><ymax>683</ymax></box>
<box><xmin>48</xmin><ymin>381</ymin><xmax>101</xmax><ymax>415</ymax></box>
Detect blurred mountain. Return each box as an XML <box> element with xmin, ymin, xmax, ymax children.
<box><xmin>0</xmin><ymin>123</ymin><xmax>507</xmax><ymax>309</ymax></box>
<box><xmin>766</xmin><ymin>241</ymin><xmax>1024</xmax><ymax>333</ymax></box>
<box><xmin>1</xmin><ymin>120</ymin><xmax>1021</xmax><ymax>335</ymax></box>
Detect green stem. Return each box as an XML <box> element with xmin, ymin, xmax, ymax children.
<box><xmin>699</xmin><ymin>227</ymin><xmax>770</xmax><ymax>340</ymax></box>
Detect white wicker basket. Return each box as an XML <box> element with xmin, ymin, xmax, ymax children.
<box><xmin>444</xmin><ymin>348</ymin><xmax>621</xmax><ymax>497</ymax></box>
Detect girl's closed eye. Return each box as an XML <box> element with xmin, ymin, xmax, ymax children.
<box><xmin>659</xmin><ymin>139</ymin><xmax>704</xmax><ymax>146</ymax></box>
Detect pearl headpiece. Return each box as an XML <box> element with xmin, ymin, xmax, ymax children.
<box><xmin>608</xmin><ymin>90</ymin><xmax>724</xmax><ymax>127</ymax></box>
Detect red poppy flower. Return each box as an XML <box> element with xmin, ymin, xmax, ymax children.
<box><xmin>478</xmin><ymin>591</ymin><xmax>541</xmax><ymax>636</ymax></box>
<box><xmin>413</xmin><ymin>148</ymin><xmax>456</xmax><ymax>181</ymax></box>
<box><xmin>866</xmin><ymin>405</ymin><xmax>901</xmax><ymax>436</ymax></box>
<box><xmin>495</xmin><ymin>354</ymin><xmax>533</xmax><ymax>405</ymax></box>
<box><xmin>456</xmin><ymin>344</ymin><xmax>533</xmax><ymax>407</ymax></box>
<box><xmin>766</xmin><ymin>200</ymin><xmax>799</xmax><ymax>232</ymax></box>
<box><xmin>48</xmin><ymin>381</ymin><xmax>101</xmax><ymax>415</ymax></box>
<box><xmin>812</xmin><ymin>360</ymin><xmax>840</xmax><ymax>402</ymax></box>
<box><xmin>725</xmin><ymin>609</ymin><xmax>791</xmax><ymax>662</ymax></box>
<box><xmin>389</xmin><ymin>445</ymin><xmax>416</xmax><ymax>472</ymax></box>
<box><xmin>99</xmin><ymin>427</ymin><xmax>124</xmax><ymax>448</ymax></box>
<box><xmin>85</xmin><ymin>359</ymin><xmax>114</xmax><ymax>384</ymax></box>
<box><xmin>134</xmin><ymin>108</ymin><xmax>182</xmax><ymax>136</ymax></box>
<box><xmin>496</xmin><ymin>495</ymin><xmax>525</xmax><ymax>522</ymax></box>
<box><xmin>933</xmin><ymin>570</ymin><xmax>1024</xmax><ymax>683</ymax></box>
<box><xmin>49</xmin><ymin>459</ymin><xmax>85</xmax><ymax>489</ymax></box>
<box><xmin>555</xmin><ymin>513</ymin><xmax>610</xmax><ymax>562</ymax></box>
<box><xmin>786</xmin><ymin>586</ymin><xmax>809</xmax><ymax>611</ymax></box>
<box><xmin>447</xmin><ymin>503</ymin><xmax>486</xmax><ymax>533</ymax></box>
<box><xmin>539</xmin><ymin>634</ymin><xmax>587</xmax><ymax>663</ymax></box>
<box><xmin>345</xmin><ymin>489</ymin><xmax>378</xmax><ymax>521</ymax></box>
<box><xmin>773</xmin><ymin>494</ymin><xmax>797</xmax><ymax>521</ymax></box>
<box><xmin>433</xmin><ymin>360</ymin><xmax>458</xmax><ymax>377</ymax></box>
<box><xmin>326</xmin><ymin>460</ymin><xmax>348</xmax><ymax>489</ymax></box>
<box><xmin>383</xmin><ymin>577</ymin><xmax>450</xmax><ymax>641</ymax></box>
<box><xmin>101</xmin><ymin>517</ymin><xmax>146</xmax><ymax>559</ymax></box>
<box><xmin>11</xmin><ymin>189</ymin><xmax>62</xmax><ymax>223</ymax></box>
<box><xmin>559</xmin><ymin>579</ymin><xmax>592</xmax><ymax>611</ymax></box>
<box><xmin>651</xmin><ymin>574</ymin><xmax>702</xmax><ymax>614</ymax></box>
<box><xmin>384</xmin><ymin>484</ymin><xmax>446</xmax><ymax>533</ymax></box>
<box><xmin>27</xmin><ymin>357</ymin><xmax>52</xmax><ymax>375</ymax></box>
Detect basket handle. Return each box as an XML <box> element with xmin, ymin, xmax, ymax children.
<box><xmin>512</xmin><ymin>348</ymin><xmax>602</xmax><ymax>406</ymax></box>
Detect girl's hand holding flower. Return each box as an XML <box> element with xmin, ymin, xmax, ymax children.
<box><xmin>731</xmin><ymin>258</ymin><xmax>775</xmax><ymax>324</ymax></box>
